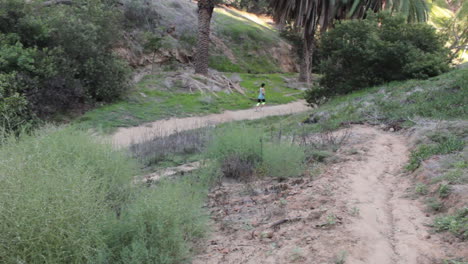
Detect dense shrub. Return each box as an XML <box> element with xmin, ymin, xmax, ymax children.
<box><xmin>0</xmin><ymin>127</ymin><xmax>138</xmax><ymax>263</ymax></box>
<box><xmin>0</xmin><ymin>126</ymin><xmax>210</xmax><ymax>263</ymax></box>
<box><xmin>103</xmin><ymin>178</ymin><xmax>208</xmax><ymax>264</ymax></box>
<box><xmin>207</xmin><ymin>126</ymin><xmax>305</xmax><ymax>180</ymax></box>
<box><xmin>310</xmin><ymin>12</ymin><xmax>450</xmax><ymax>103</ymax></box>
<box><xmin>0</xmin><ymin>0</ymin><xmax>130</xmax><ymax>134</ymax></box>
<box><xmin>262</xmin><ymin>142</ymin><xmax>305</xmax><ymax>179</ymax></box>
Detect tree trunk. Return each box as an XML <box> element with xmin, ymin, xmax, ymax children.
<box><xmin>298</xmin><ymin>33</ymin><xmax>313</xmax><ymax>83</ymax></box>
<box><xmin>195</xmin><ymin>0</ymin><xmax>214</xmax><ymax>75</ymax></box>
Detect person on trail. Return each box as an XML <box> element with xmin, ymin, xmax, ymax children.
<box><xmin>255</xmin><ymin>83</ymin><xmax>266</xmax><ymax>111</ymax></box>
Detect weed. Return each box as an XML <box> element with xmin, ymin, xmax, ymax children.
<box><xmin>130</xmin><ymin>127</ymin><xmax>212</xmax><ymax>167</ymax></box>
<box><xmin>327</xmin><ymin>214</ymin><xmax>338</xmax><ymax>226</ymax></box>
<box><xmin>350</xmin><ymin>207</ymin><xmax>360</xmax><ymax>217</ymax></box>
<box><xmin>433</xmin><ymin>208</ymin><xmax>468</xmax><ymax>240</ymax></box>
<box><xmin>415</xmin><ymin>183</ymin><xmax>429</xmax><ymax>195</ymax></box>
<box><xmin>426</xmin><ymin>197</ymin><xmax>444</xmax><ymax>212</ymax></box>
<box><xmin>406</xmin><ymin>135</ymin><xmax>464</xmax><ymax>171</ymax></box>
<box><xmin>0</xmin><ymin>127</ymin><xmax>138</xmax><ymax>263</ymax></box>
<box><xmin>438</xmin><ymin>184</ymin><xmax>451</xmax><ymax>198</ymax></box>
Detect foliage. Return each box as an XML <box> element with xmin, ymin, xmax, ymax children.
<box><xmin>434</xmin><ymin>208</ymin><xmax>468</xmax><ymax>240</ymax></box>
<box><xmin>0</xmin><ymin>126</ymin><xmax>210</xmax><ymax>263</ymax></box>
<box><xmin>0</xmin><ymin>0</ymin><xmax>130</xmax><ymax>134</ymax></box>
<box><xmin>207</xmin><ymin>126</ymin><xmax>305</xmax><ymax>180</ymax></box>
<box><xmin>262</xmin><ymin>142</ymin><xmax>306</xmax><ymax>179</ymax></box>
<box><xmin>406</xmin><ymin>134</ymin><xmax>464</xmax><ymax>171</ymax></box>
<box><xmin>0</xmin><ymin>127</ymin><xmax>138</xmax><ymax>263</ymax></box>
<box><xmin>316</xmin><ymin>13</ymin><xmax>450</xmax><ymax>99</ymax></box>
<box><xmin>103</xmin><ymin>177</ymin><xmax>208</xmax><ymax>264</ymax></box>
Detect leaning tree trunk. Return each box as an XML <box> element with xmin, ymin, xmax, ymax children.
<box><xmin>298</xmin><ymin>32</ymin><xmax>314</xmax><ymax>83</ymax></box>
<box><xmin>195</xmin><ymin>0</ymin><xmax>215</xmax><ymax>75</ymax></box>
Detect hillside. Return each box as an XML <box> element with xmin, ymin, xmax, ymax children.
<box><xmin>118</xmin><ymin>0</ymin><xmax>297</xmax><ymax>73</ymax></box>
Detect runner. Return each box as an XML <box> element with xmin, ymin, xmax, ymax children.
<box><xmin>255</xmin><ymin>83</ymin><xmax>266</xmax><ymax>111</ymax></box>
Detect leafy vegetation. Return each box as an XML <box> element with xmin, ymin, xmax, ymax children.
<box><xmin>0</xmin><ymin>0</ymin><xmax>130</xmax><ymax>134</ymax></box>
<box><xmin>310</xmin><ymin>12</ymin><xmax>450</xmax><ymax>102</ymax></box>
<box><xmin>207</xmin><ymin>125</ymin><xmax>306</xmax><ymax>180</ymax></box>
<box><xmin>406</xmin><ymin>134</ymin><xmax>464</xmax><ymax>171</ymax></box>
<box><xmin>434</xmin><ymin>208</ymin><xmax>468</xmax><ymax>240</ymax></box>
<box><xmin>0</xmin><ymin>126</ymin><xmax>212</xmax><ymax>264</ymax></box>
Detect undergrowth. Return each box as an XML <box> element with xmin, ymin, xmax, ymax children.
<box><xmin>433</xmin><ymin>208</ymin><xmax>468</xmax><ymax>240</ymax></box>
<box><xmin>406</xmin><ymin>134</ymin><xmax>465</xmax><ymax>171</ymax></box>
<box><xmin>0</xmin><ymin>126</ymin><xmax>210</xmax><ymax>264</ymax></box>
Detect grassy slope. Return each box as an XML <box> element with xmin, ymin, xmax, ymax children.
<box><xmin>210</xmin><ymin>7</ymin><xmax>284</xmax><ymax>73</ymax></box>
<box><xmin>76</xmin><ymin>73</ymin><xmax>302</xmax><ymax>133</ymax></box>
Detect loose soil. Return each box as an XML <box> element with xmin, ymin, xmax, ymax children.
<box><xmin>112</xmin><ymin>100</ymin><xmax>309</xmax><ymax>147</ymax></box>
<box><xmin>193</xmin><ymin>125</ymin><xmax>467</xmax><ymax>264</ymax></box>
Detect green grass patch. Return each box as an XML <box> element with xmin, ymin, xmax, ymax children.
<box><xmin>76</xmin><ymin>73</ymin><xmax>301</xmax><ymax>133</ymax></box>
<box><xmin>406</xmin><ymin>135</ymin><xmax>465</xmax><ymax>171</ymax></box>
<box><xmin>211</xmin><ymin>8</ymin><xmax>283</xmax><ymax>73</ymax></box>
<box><xmin>206</xmin><ymin>125</ymin><xmax>306</xmax><ymax>180</ymax></box>
<box><xmin>433</xmin><ymin>208</ymin><xmax>468</xmax><ymax>240</ymax></box>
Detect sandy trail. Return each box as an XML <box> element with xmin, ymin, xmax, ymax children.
<box><xmin>112</xmin><ymin>100</ymin><xmax>309</xmax><ymax>147</ymax></box>
<box><xmin>193</xmin><ymin>125</ymin><xmax>463</xmax><ymax>264</ymax></box>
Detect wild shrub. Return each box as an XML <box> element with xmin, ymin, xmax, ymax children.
<box><xmin>0</xmin><ymin>0</ymin><xmax>130</xmax><ymax>134</ymax></box>
<box><xmin>262</xmin><ymin>142</ymin><xmax>306</xmax><ymax>179</ymax></box>
<box><xmin>309</xmin><ymin>12</ymin><xmax>450</xmax><ymax>104</ymax></box>
<box><xmin>434</xmin><ymin>208</ymin><xmax>468</xmax><ymax>240</ymax></box>
<box><xmin>207</xmin><ymin>126</ymin><xmax>306</xmax><ymax>180</ymax></box>
<box><xmin>0</xmin><ymin>126</ymin><xmax>138</xmax><ymax>263</ymax></box>
<box><xmin>406</xmin><ymin>135</ymin><xmax>465</xmax><ymax>171</ymax></box>
<box><xmin>130</xmin><ymin>128</ymin><xmax>212</xmax><ymax>166</ymax></box>
<box><xmin>207</xmin><ymin>126</ymin><xmax>263</xmax><ymax>180</ymax></box>
<box><xmin>0</xmin><ymin>126</ymin><xmax>210</xmax><ymax>263</ymax></box>
<box><xmin>102</xmin><ymin>177</ymin><xmax>208</xmax><ymax>264</ymax></box>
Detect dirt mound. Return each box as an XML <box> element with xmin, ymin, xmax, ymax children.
<box><xmin>193</xmin><ymin>126</ymin><xmax>467</xmax><ymax>263</ymax></box>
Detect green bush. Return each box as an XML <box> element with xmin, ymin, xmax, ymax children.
<box><xmin>262</xmin><ymin>142</ymin><xmax>305</xmax><ymax>179</ymax></box>
<box><xmin>207</xmin><ymin>126</ymin><xmax>305</xmax><ymax>180</ymax></box>
<box><xmin>0</xmin><ymin>126</ymin><xmax>138</xmax><ymax>263</ymax></box>
<box><xmin>103</xmin><ymin>178</ymin><xmax>208</xmax><ymax>264</ymax></box>
<box><xmin>406</xmin><ymin>135</ymin><xmax>464</xmax><ymax>171</ymax></box>
<box><xmin>0</xmin><ymin>126</ymin><xmax>210</xmax><ymax>263</ymax></box>
<box><xmin>207</xmin><ymin>126</ymin><xmax>263</xmax><ymax>180</ymax></box>
<box><xmin>0</xmin><ymin>0</ymin><xmax>130</xmax><ymax>134</ymax></box>
<box><xmin>313</xmin><ymin>12</ymin><xmax>450</xmax><ymax>101</ymax></box>
<box><xmin>434</xmin><ymin>208</ymin><xmax>468</xmax><ymax>240</ymax></box>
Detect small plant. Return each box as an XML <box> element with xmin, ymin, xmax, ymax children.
<box><xmin>350</xmin><ymin>207</ymin><xmax>360</xmax><ymax>217</ymax></box>
<box><xmin>443</xmin><ymin>259</ymin><xmax>468</xmax><ymax>264</ymax></box>
<box><xmin>433</xmin><ymin>208</ymin><xmax>468</xmax><ymax>240</ymax></box>
<box><xmin>426</xmin><ymin>197</ymin><xmax>444</xmax><ymax>212</ymax></box>
<box><xmin>438</xmin><ymin>184</ymin><xmax>451</xmax><ymax>198</ymax></box>
<box><xmin>415</xmin><ymin>183</ymin><xmax>429</xmax><ymax>195</ymax></box>
<box><xmin>406</xmin><ymin>135</ymin><xmax>464</xmax><ymax>171</ymax></box>
<box><xmin>327</xmin><ymin>214</ymin><xmax>338</xmax><ymax>226</ymax></box>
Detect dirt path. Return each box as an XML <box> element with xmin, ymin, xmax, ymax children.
<box><xmin>193</xmin><ymin>125</ymin><xmax>465</xmax><ymax>264</ymax></box>
<box><xmin>112</xmin><ymin>100</ymin><xmax>309</xmax><ymax>147</ymax></box>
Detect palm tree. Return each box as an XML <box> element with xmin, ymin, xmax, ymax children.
<box><xmin>195</xmin><ymin>0</ymin><xmax>217</xmax><ymax>75</ymax></box>
<box><xmin>270</xmin><ymin>0</ymin><xmax>429</xmax><ymax>83</ymax></box>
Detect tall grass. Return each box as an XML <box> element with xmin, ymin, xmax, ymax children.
<box><xmin>207</xmin><ymin>126</ymin><xmax>306</xmax><ymax>180</ymax></box>
<box><xmin>0</xmin><ymin>126</ymin><xmax>210</xmax><ymax>264</ymax></box>
<box><xmin>0</xmin><ymin>127</ymin><xmax>138</xmax><ymax>263</ymax></box>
